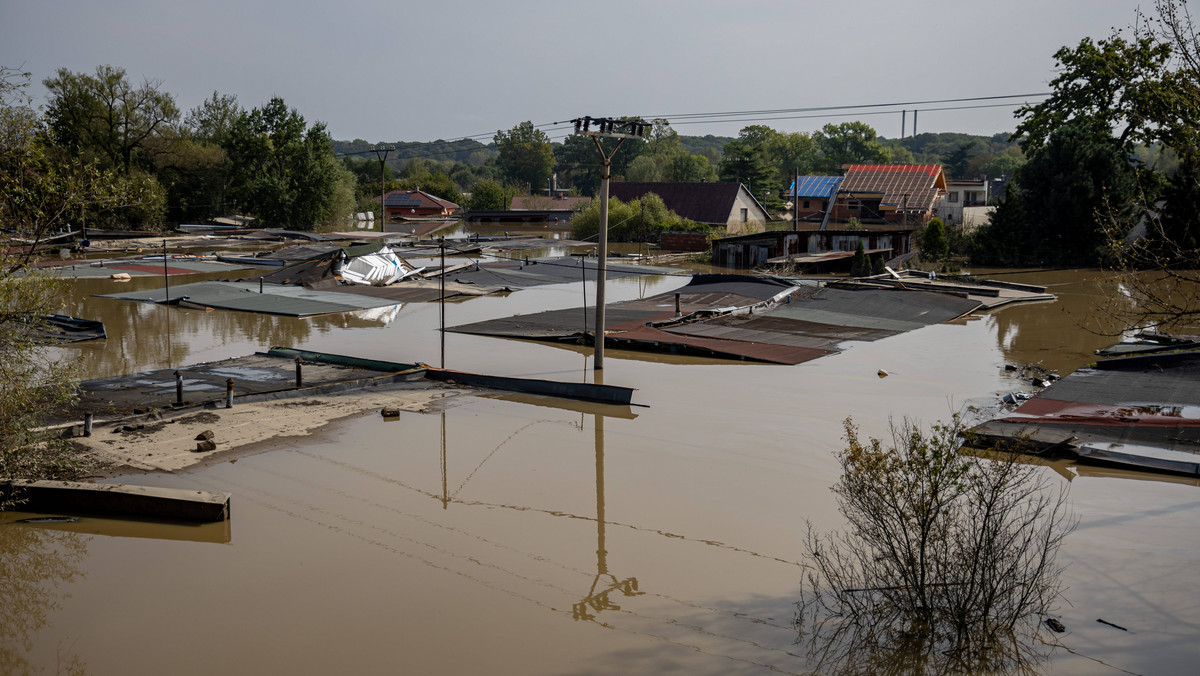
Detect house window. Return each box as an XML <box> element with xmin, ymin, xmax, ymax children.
<box><xmin>948</xmin><ymin>192</ymin><xmax>959</xmax><ymax>203</ymax></box>
<box><xmin>802</xmin><ymin>200</ymin><xmax>810</xmax><ymax>209</ymax></box>
<box><xmin>741</xmin><ymin>208</ymin><xmax>748</xmax><ymax>223</ymax></box>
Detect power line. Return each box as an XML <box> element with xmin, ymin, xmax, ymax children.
<box><xmin>335</xmin><ymin>93</ymin><xmax>1047</xmax><ymax>165</ymax></box>
<box><xmin>642</xmin><ymin>93</ymin><xmax>1050</xmax><ymax>121</ymax></box>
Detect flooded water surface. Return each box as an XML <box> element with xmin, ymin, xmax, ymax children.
<box><xmin>5</xmin><ymin>266</ymin><xmax>1199</xmax><ymax>674</ymax></box>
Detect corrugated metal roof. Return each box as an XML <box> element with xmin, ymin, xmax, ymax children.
<box><xmin>382</xmin><ymin>189</ymin><xmax>460</xmax><ymax>210</ymax></box>
<box><xmin>449</xmin><ymin>275</ymin><xmax>984</xmax><ymax>365</ymax></box>
<box><xmin>98</xmin><ymin>281</ymin><xmax>397</xmax><ymax>317</ymax></box>
<box><xmin>788</xmin><ymin>176</ymin><xmax>842</xmax><ymax>199</ymax></box>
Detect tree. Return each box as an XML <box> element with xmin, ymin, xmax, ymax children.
<box><xmin>943</xmin><ymin>141</ymin><xmax>978</xmax><ymax>179</ymax></box>
<box><xmin>623</xmin><ymin>154</ymin><xmax>660</xmax><ymax>183</ymax></box>
<box><xmin>223</xmin><ymin>97</ymin><xmax>356</xmax><ymax>228</ymax></box>
<box><xmin>184</xmin><ymin>91</ymin><xmax>241</xmax><ymax>146</ymax></box>
<box><xmin>1092</xmin><ymin>2</ymin><xmax>1200</xmax><ymax>333</ymax></box>
<box><xmin>797</xmin><ymin>417</ymin><xmax>1072</xmax><ymax>671</ymax></box>
<box><xmin>0</xmin><ymin>68</ymin><xmax>100</xmax><ymax>497</ymax></box>
<box><xmin>664</xmin><ymin>152</ymin><xmax>716</xmax><ymax>183</ymax></box>
<box><xmin>720</xmin><ymin>126</ymin><xmax>782</xmax><ymax>210</ymax></box>
<box><xmin>976</xmin><ymin>119</ymin><xmax>1138</xmax><ymax>266</ymax></box>
<box><xmin>494</xmin><ymin>121</ymin><xmax>554</xmax><ymax>191</ymax></box>
<box><xmin>466</xmin><ymin>178</ymin><xmax>514</xmax><ymax>211</ymax></box>
<box><xmin>569</xmin><ymin>193</ymin><xmax>711</xmax><ymax>243</ymax></box>
<box><xmin>921</xmin><ymin>217</ymin><xmax>950</xmax><ymax>261</ymax></box>
<box><xmin>1013</xmin><ymin>35</ymin><xmax>1176</xmax><ymax>154</ymax></box>
<box><xmin>849</xmin><ymin>241</ymin><xmax>870</xmax><ymax>277</ymax></box>
<box><xmin>767</xmin><ymin>131</ymin><xmax>819</xmax><ymax>179</ymax></box>
<box><xmin>814</xmin><ymin>122</ymin><xmax>892</xmax><ymax>173</ymax></box>
<box><xmin>43</xmin><ymin>65</ymin><xmax>179</xmax><ymax>176</ymax></box>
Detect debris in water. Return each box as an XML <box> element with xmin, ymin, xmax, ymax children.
<box><xmin>1001</xmin><ymin>392</ymin><xmax>1033</xmax><ymax>405</ymax></box>
<box><xmin>16</xmin><ymin>516</ymin><xmax>80</xmax><ymax>524</ymax></box>
<box><xmin>1097</xmin><ymin>618</ymin><xmax>1128</xmax><ymax>631</ymax></box>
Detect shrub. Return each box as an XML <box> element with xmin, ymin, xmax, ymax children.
<box><xmin>569</xmin><ymin>193</ymin><xmax>713</xmax><ymax>242</ymax></box>
<box><xmin>797</xmin><ymin>416</ymin><xmax>1073</xmax><ymax>670</ymax></box>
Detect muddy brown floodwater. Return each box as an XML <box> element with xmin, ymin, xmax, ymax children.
<box><xmin>3</xmin><ymin>265</ymin><xmax>1198</xmax><ymax>674</ymax></box>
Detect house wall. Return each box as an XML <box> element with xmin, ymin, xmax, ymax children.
<box><xmin>713</xmin><ymin>230</ymin><xmax>911</xmax><ymax>267</ymax></box>
<box><xmin>793</xmin><ymin>198</ymin><xmax>827</xmax><ymax>220</ymax></box>
<box><xmin>726</xmin><ymin>190</ymin><xmax>768</xmax><ymax>235</ymax></box>
<box><xmin>936</xmin><ymin>182</ymin><xmax>989</xmax><ymax>227</ymax></box>
<box><xmin>660</xmin><ymin>232</ymin><xmax>711</xmax><ymax>252</ymax></box>
<box><xmin>806</xmin><ymin>233</ymin><xmax>899</xmax><ymax>255</ymax></box>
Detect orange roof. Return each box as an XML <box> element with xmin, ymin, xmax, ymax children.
<box><xmin>839</xmin><ymin>165</ymin><xmax>947</xmax><ymax>212</ymax></box>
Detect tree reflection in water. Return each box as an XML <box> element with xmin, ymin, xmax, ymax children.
<box><xmin>0</xmin><ymin>521</ymin><xmax>88</xmax><ymax>674</ymax></box>
<box><xmin>794</xmin><ymin>609</ymin><xmax>1053</xmax><ymax>675</ymax></box>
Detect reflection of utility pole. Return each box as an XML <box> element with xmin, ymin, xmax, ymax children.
<box><xmin>573</xmin><ymin>411</ymin><xmax>642</xmax><ymax>621</ymax></box>
<box><xmin>162</xmin><ymin>239</ymin><xmax>172</xmax><ymax>369</ymax></box>
<box><xmin>440</xmin><ymin>410</ymin><xmax>449</xmax><ymax>510</ymax></box>
<box><xmin>373</xmin><ymin>144</ymin><xmax>394</xmax><ymax>228</ymax></box>
<box><xmin>569</xmin><ymin>116</ymin><xmax>649</xmax><ymax>370</ymax></box>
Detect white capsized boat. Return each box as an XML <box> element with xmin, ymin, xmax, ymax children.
<box><xmin>339</xmin><ymin>247</ymin><xmax>425</xmax><ymax>286</ymax></box>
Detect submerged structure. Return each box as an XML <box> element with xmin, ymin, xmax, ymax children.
<box><xmin>972</xmin><ymin>350</ymin><xmax>1200</xmax><ymax>477</ymax></box>
<box><xmin>451</xmin><ymin>273</ymin><xmax>1051</xmax><ymax>365</ymax></box>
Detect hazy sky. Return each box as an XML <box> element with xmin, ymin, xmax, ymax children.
<box><xmin>0</xmin><ymin>0</ymin><xmax>1152</xmax><ymax>145</ymax></box>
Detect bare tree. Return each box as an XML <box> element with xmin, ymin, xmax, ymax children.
<box><xmin>797</xmin><ymin>417</ymin><xmax>1074</xmax><ymax>670</ymax></box>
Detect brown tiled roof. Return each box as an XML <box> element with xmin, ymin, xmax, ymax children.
<box><xmin>839</xmin><ymin>165</ymin><xmax>946</xmax><ymax>212</ymax></box>
<box><xmin>607</xmin><ymin>182</ymin><xmax>766</xmax><ymax>225</ymax></box>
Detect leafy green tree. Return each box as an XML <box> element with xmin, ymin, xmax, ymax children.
<box><xmin>814</xmin><ymin>122</ymin><xmax>892</xmax><ymax>173</ymax></box>
<box><xmin>976</xmin><ymin>120</ymin><xmax>1138</xmax><ymax>265</ymax></box>
<box><xmin>43</xmin><ymin>65</ymin><xmax>179</xmax><ymax>176</ymax></box>
<box><xmin>184</xmin><ymin>91</ymin><xmax>241</xmax><ymax>146</ymax></box>
<box><xmin>466</xmin><ymin>178</ymin><xmax>514</xmax><ymax>211</ymax></box>
<box><xmin>494</xmin><ymin>120</ymin><xmax>555</xmax><ymax>191</ymax></box>
<box><xmin>921</xmin><ymin>217</ymin><xmax>950</xmax><ymax>261</ymax></box>
<box><xmin>0</xmin><ymin>68</ymin><xmax>105</xmax><ymax>493</ymax></box>
<box><xmin>1159</xmin><ymin>153</ymin><xmax>1200</xmax><ymax>250</ymax></box>
<box><xmin>720</xmin><ymin>126</ymin><xmax>782</xmax><ymax>209</ymax></box>
<box><xmin>767</xmin><ymin>131</ymin><xmax>819</xmax><ymax>179</ymax></box>
<box><xmin>624</xmin><ymin>154</ymin><xmax>661</xmax><ymax>182</ymax></box>
<box><xmin>664</xmin><ymin>152</ymin><xmax>717</xmax><ymax>182</ymax></box>
<box><xmin>223</xmin><ymin>97</ymin><xmax>356</xmax><ymax>229</ymax></box>
<box><xmin>1013</xmin><ymin>34</ymin><xmax>1178</xmax><ymax>153</ymax></box>
<box><xmin>569</xmin><ymin>193</ymin><xmax>711</xmax><ymax>242</ymax></box>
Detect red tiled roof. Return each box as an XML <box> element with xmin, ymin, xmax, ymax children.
<box><xmin>839</xmin><ymin>165</ymin><xmax>946</xmax><ymax>212</ymax></box>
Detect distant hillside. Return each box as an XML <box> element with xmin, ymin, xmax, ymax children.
<box><xmin>880</xmin><ymin>132</ymin><xmax>1019</xmax><ymax>163</ymax></box>
<box><xmin>333</xmin><ymin>138</ymin><xmax>495</xmax><ymax>169</ymax></box>
<box><xmin>880</xmin><ymin>132</ymin><xmax>1024</xmax><ymax>180</ymax></box>
<box><xmin>680</xmin><ymin>134</ymin><xmax>734</xmax><ymax>159</ymax></box>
